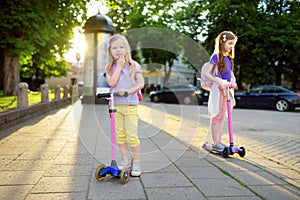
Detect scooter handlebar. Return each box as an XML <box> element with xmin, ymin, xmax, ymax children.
<box><xmin>97</xmin><ymin>91</ymin><xmax>128</xmax><ymax>99</ymax></box>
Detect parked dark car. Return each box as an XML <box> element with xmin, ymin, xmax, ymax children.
<box><xmin>234</xmin><ymin>85</ymin><xmax>300</xmax><ymax>111</ymax></box>
<box><xmin>149</xmin><ymin>84</ymin><xmax>209</xmax><ymax>105</ymax></box>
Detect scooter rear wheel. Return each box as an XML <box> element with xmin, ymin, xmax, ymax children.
<box><xmin>95</xmin><ymin>164</ymin><xmax>106</xmax><ymax>181</ymax></box>
<box><xmin>120</xmin><ymin>168</ymin><xmax>130</xmax><ymax>184</ymax></box>
<box><xmin>238</xmin><ymin>146</ymin><xmax>246</xmax><ymax>157</ymax></box>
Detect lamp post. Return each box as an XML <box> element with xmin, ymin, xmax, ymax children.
<box><xmin>81</xmin><ymin>12</ymin><xmax>116</xmax><ymax>104</ymax></box>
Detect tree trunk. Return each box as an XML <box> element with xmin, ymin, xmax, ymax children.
<box><xmin>0</xmin><ymin>49</ymin><xmax>4</xmax><ymax>90</ymax></box>
<box><xmin>3</xmin><ymin>49</ymin><xmax>20</xmax><ymax>96</ymax></box>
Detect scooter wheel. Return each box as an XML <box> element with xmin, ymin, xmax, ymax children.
<box><xmin>223</xmin><ymin>147</ymin><xmax>229</xmax><ymax>158</ymax></box>
<box><xmin>238</xmin><ymin>146</ymin><xmax>246</xmax><ymax>157</ymax></box>
<box><xmin>95</xmin><ymin>164</ymin><xmax>106</xmax><ymax>181</ymax></box>
<box><xmin>120</xmin><ymin>167</ymin><xmax>130</xmax><ymax>184</ymax></box>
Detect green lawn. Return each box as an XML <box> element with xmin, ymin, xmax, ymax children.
<box><xmin>0</xmin><ymin>90</ymin><xmax>62</xmax><ymax>111</ymax></box>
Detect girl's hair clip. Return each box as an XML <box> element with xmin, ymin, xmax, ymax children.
<box><xmin>222</xmin><ymin>34</ymin><xmax>227</xmax><ymax>42</ymax></box>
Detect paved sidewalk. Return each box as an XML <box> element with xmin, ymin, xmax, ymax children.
<box><xmin>0</xmin><ymin>101</ymin><xmax>299</xmax><ymax>200</ymax></box>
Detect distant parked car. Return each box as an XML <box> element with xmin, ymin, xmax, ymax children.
<box><xmin>149</xmin><ymin>84</ymin><xmax>208</xmax><ymax>105</ymax></box>
<box><xmin>234</xmin><ymin>85</ymin><xmax>300</xmax><ymax>111</ymax></box>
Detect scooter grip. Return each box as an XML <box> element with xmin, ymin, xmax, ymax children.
<box><xmin>123</xmin><ymin>91</ymin><xmax>128</xmax><ymax>97</ymax></box>
<box><xmin>97</xmin><ymin>93</ymin><xmax>111</xmax><ymax>98</ymax></box>
<box><xmin>113</xmin><ymin>92</ymin><xmax>128</xmax><ymax>97</ymax></box>
<box><xmin>97</xmin><ymin>91</ymin><xmax>128</xmax><ymax>98</ymax></box>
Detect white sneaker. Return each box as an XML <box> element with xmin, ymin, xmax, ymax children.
<box><xmin>131</xmin><ymin>160</ymin><xmax>141</xmax><ymax>177</ymax></box>
<box><xmin>118</xmin><ymin>157</ymin><xmax>131</xmax><ymax>170</ymax></box>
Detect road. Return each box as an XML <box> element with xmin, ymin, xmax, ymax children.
<box><xmin>140</xmin><ymin>101</ymin><xmax>300</xmax><ymax>187</ymax></box>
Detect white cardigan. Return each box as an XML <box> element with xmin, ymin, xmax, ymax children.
<box><xmin>208</xmin><ymin>80</ymin><xmax>235</xmax><ymax>118</ymax></box>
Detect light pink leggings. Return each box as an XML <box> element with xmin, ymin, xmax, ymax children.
<box><xmin>211</xmin><ymin>89</ymin><xmax>227</xmax><ymax>146</ymax></box>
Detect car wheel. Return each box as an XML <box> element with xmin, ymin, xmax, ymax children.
<box><xmin>275</xmin><ymin>99</ymin><xmax>289</xmax><ymax>111</ymax></box>
<box><xmin>182</xmin><ymin>96</ymin><xmax>193</xmax><ymax>105</ymax></box>
<box><xmin>152</xmin><ymin>96</ymin><xmax>159</xmax><ymax>103</ymax></box>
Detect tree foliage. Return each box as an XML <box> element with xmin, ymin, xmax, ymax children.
<box><xmin>0</xmin><ymin>0</ymin><xmax>89</xmax><ymax>95</ymax></box>
<box><xmin>106</xmin><ymin>0</ymin><xmax>300</xmax><ymax>89</ymax></box>
<box><xmin>106</xmin><ymin>0</ymin><xmax>198</xmax><ymax>85</ymax></box>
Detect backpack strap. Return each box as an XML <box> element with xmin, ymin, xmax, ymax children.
<box><xmin>212</xmin><ymin>54</ymin><xmax>219</xmax><ymax>76</ymax></box>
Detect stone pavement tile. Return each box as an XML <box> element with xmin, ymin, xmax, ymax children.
<box><xmin>31</xmin><ymin>176</ymin><xmax>90</xmax><ymax>193</ymax></box>
<box><xmin>2</xmin><ymin>159</ymin><xmax>50</xmax><ymax>171</ymax></box>
<box><xmin>29</xmin><ymin>139</ymin><xmax>67</xmax><ymax>150</ymax></box>
<box><xmin>0</xmin><ymin>154</ymin><xmax>19</xmax><ymax>168</ymax></box>
<box><xmin>0</xmin><ymin>185</ymin><xmax>34</xmax><ymax>200</ymax></box>
<box><xmin>192</xmin><ymin>178</ymin><xmax>254</xmax><ymax>197</ymax></box>
<box><xmin>0</xmin><ymin>146</ymin><xmax>27</xmax><ymax>156</ymax></box>
<box><xmin>164</xmin><ymin>149</ymin><xmax>190</xmax><ymax>162</ymax></box>
<box><xmin>0</xmin><ymin>140</ymin><xmax>37</xmax><ymax>148</ymax></box>
<box><xmin>88</xmin><ymin>177</ymin><xmax>146</xmax><ymax>200</ymax></box>
<box><xmin>157</xmin><ymin>138</ymin><xmax>189</xmax><ymax>151</ymax></box>
<box><xmin>230</xmin><ymin>169</ymin><xmax>290</xmax><ymax>186</ymax></box>
<box><xmin>145</xmin><ymin>187</ymin><xmax>206</xmax><ymax>200</ymax></box>
<box><xmin>141</xmin><ymin>149</ymin><xmax>171</xmax><ymax>163</ymax></box>
<box><xmin>180</xmin><ymin>166</ymin><xmax>230</xmax><ymax>179</ymax></box>
<box><xmin>40</xmin><ymin>131</ymin><xmax>77</xmax><ymax>140</ymax></box>
<box><xmin>142</xmin><ymin>161</ymin><xmax>178</xmax><ymax>173</ymax></box>
<box><xmin>207</xmin><ymin>196</ymin><xmax>260</xmax><ymax>200</ymax></box>
<box><xmin>54</xmin><ymin>154</ymin><xmax>94</xmax><ymax>165</ymax></box>
<box><xmin>175</xmin><ymin>156</ymin><xmax>214</xmax><ymax>167</ymax></box>
<box><xmin>151</xmin><ymin>162</ymin><xmax>180</xmax><ymax>173</ymax></box>
<box><xmin>0</xmin><ymin>171</ymin><xmax>44</xmax><ymax>185</ymax></box>
<box><xmin>0</xmin><ymin>134</ymin><xmax>40</xmax><ymax>145</ymax></box>
<box><xmin>59</xmin><ymin>140</ymin><xmax>92</xmax><ymax>155</ymax></box>
<box><xmin>25</xmin><ymin>192</ymin><xmax>87</xmax><ymax>200</ymax></box>
<box><xmin>17</xmin><ymin>149</ymin><xmax>60</xmax><ymax>160</ymax></box>
<box><xmin>141</xmin><ymin>172</ymin><xmax>193</xmax><ymax>188</ymax></box>
<box><xmin>249</xmin><ymin>185</ymin><xmax>300</xmax><ymax>200</ymax></box>
<box><xmin>212</xmin><ymin>159</ymin><xmax>262</xmax><ymax>172</ymax></box>
<box><xmin>200</xmin><ymin>152</ymin><xmax>227</xmax><ymax>163</ymax></box>
<box><xmin>244</xmin><ymin>153</ymin><xmax>300</xmax><ymax>186</ymax></box>
<box><xmin>180</xmin><ymin>149</ymin><xmax>203</xmax><ymax>157</ymax></box>
<box><xmin>44</xmin><ymin>164</ymin><xmax>92</xmax><ymax>176</ymax></box>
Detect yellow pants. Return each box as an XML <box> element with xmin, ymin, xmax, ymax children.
<box><xmin>114</xmin><ymin>105</ymin><xmax>140</xmax><ymax>147</ymax></box>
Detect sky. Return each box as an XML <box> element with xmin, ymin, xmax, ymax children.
<box><xmin>63</xmin><ymin>0</ymin><xmax>109</xmax><ymax>63</ymax></box>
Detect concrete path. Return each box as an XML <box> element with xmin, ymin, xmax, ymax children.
<box><xmin>0</xmin><ymin>101</ymin><xmax>299</xmax><ymax>200</ymax></box>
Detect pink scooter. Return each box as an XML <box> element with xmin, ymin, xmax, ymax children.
<box><xmin>95</xmin><ymin>90</ymin><xmax>130</xmax><ymax>184</ymax></box>
<box><xmin>203</xmin><ymin>85</ymin><xmax>246</xmax><ymax>158</ymax></box>
<box><xmin>223</xmin><ymin>85</ymin><xmax>246</xmax><ymax>158</ymax></box>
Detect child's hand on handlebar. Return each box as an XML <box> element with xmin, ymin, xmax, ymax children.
<box><xmin>118</xmin><ymin>89</ymin><xmax>129</xmax><ymax>97</ymax></box>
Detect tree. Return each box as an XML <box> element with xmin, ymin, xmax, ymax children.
<box><xmin>106</xmin><ymin>0</ymin><xmax>209</xmax><ymax>86</ymax></box>
<box><xmin>201</xmin><ymin>0</ymin><xmax>300</xmax><ymax>88</ymax></box>
<box><xmin>0</xmin><ymin>0</ymin><xmax>88</xmax><ymax>95</ymax></box>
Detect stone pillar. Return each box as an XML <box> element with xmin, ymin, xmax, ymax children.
<box><xmin>55</xmin><ymin>85</ymin><xmax>61</xmax><ymax>100</ymax></box>
<box><xmin>63</xmin><ymin>85</ymin><xmax>69</xmax><ymax>99</ymax></box>
<box><xmin>17</xmin><ymin>82</ymin><xmax>28</xmax><ymax>108</ymax></box>
<box><xmin>41</xmin><ymin>84</ymin><xmax>49</xmax><ymax>103</ymax></box>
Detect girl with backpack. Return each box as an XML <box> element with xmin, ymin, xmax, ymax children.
<box><xmin>105</xmin><ymin>34</ymin><xmax>144</xmax><ymax>176</ymax></box>
<box><xmin>202</xmin><ymin>31</ymin><xmax>238</xmax><ymax>151</ymax></box>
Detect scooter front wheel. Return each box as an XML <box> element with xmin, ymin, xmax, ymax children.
<box><xmin>120</xmin><ymin>168</ymin><xmax>130</xmax><ymax>184</ymax></box>
<box><xmin>238</xmin><ymin>146</ymin><xmax>246</xmax><ymax>157</ymax></box>
<box><xmin>95</xmin><ymin>164</ymin><xmax>106</xmax><ymax>181</ymax></box>
<box><xmin>223</xmin><ymin>147</ymin><xmax>230</xmax><ymax>158</ymax></box>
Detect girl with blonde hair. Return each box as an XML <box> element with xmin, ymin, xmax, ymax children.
<box><xmin>105</xmin><ymin>34</ymin><xmax>144</xmax><ymax>176</ymax></box>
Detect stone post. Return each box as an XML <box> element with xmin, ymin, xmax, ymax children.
<box><xmin>41</xmin><ymin>84</ymin><xmax>49</xmax><ymax>103</ymax></box>
<box><xmin>17</xmin><ymin>82</ymin><xmax>28</xmax><ymax>108</ymax></box>
<box><xmin>55</xmin><ymin>85</ymin><xmax>61</xmax><ymax>100</ymax></box>
<box><xmin>63</xmin><ymin>85</ymin><xmax>69</xmax><ymax>99</ymax></box>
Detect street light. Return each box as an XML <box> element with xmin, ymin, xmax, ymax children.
<box><xmin>81</xmin><ymin>12</ymin><xmax>116</xmax><ymax>104</ymax></box>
